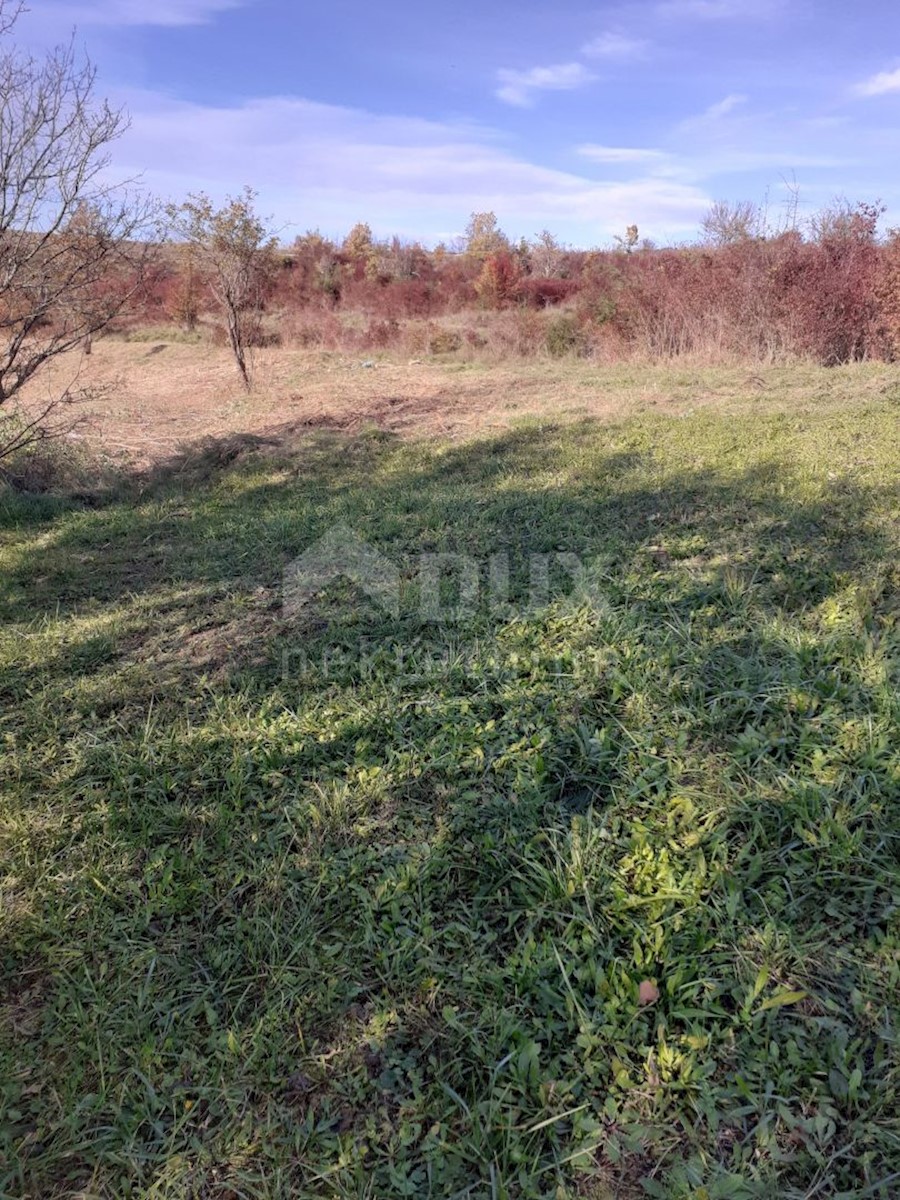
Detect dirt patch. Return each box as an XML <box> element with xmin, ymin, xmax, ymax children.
<box><xmin>7</xmin><ymin>342</ymin><xmax>626</xmax><ymax>467</ymax></box>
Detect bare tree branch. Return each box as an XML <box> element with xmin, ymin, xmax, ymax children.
<box><xmin>0</xmin><ymin>2</ymin><xmax>25</xmax><ymax>38</ymax></box>
<box><xmin>0</xmin><ymin>2</ymin><xmax>158</xmax><ymax>460</ymax></box>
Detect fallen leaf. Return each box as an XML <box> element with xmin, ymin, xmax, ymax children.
<box><xmin>638</xmin><ymin>980</ymin><xmax>660</xmax><ymax>1006</ymax></box>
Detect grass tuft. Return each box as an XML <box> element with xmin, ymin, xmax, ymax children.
<box><xmin>1</xmin><ymin>387</ymin><xmax>898</xmax><ymax>1197</ymax></box>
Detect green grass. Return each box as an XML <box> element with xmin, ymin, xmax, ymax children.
<box><xmin>1</xmin><ymin>386</ymin><xmax>898</xmax><ymax>1198</ymax></box>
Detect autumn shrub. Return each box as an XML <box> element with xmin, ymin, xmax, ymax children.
<box><xmin>122</xmin><ymin>258</ymin><xmax>182</xmax><ymax>333</ymax></box>
<box><xmin>788</xmin><ymin>203</ymin><xmax>885</xmax><ymax>364</ymax></box>
<box><xmin>361</xmin><ymin>318</ymin><xmax>401</xmax><ymax>350</ymax></box>
<box><xmin>99</xmin><ymin>196</ymin><xmax>900</xmax><ymax>367</ymax></box>
<box><xmin>875</xmin><ymin>228</ymin><xmax>900</xmax><ymax>358</ymax></box>
<box><xmin>400</xmin><ymin>321</ymin><xmax>430</xmax><ymax>357</ymax></box>
<box><xmin>435</xmin><ymin>256</ymin><xmax>479</xmax><ymax>311</ymax></box>
<box><xmin>475</xmin><ymin>251</ymin><xmax>522</xmax><ymax>310</ymax></box>
<box><xmin>315</xmin><ymin>258</ymin><xmax>343</xmax><ymax>308</ymax></box>
<box><xmin>634</xmin><ymin>244</ymin><xmax>778</xmax><ymax>360</ymax></box>
<box><xmin>427</xmin><ymin>325</ymin><xmax>462</xmax><ymax>355</ymax></box>
<box><xmin>342</xmin><ymin>277</ymin><xmax>439</xmax><ymax>321</ymax></box>
<box><xmin>485</xmin><ymin>308</ymin><xmax>549</xmax><ymax>358</ymax></box>
<box><xmin>601</xmin><ymin>241</ymin><xmax>796</xmax><ymax>362</ymax></box>
<box><xmin>545</xmin><ymin>313</ymin><xmax>584</xmax><ymax>357</ymax></box>
<box><xmin>602</xmin><ymin>249</ymin><xmax>695</xmax><ymax>357</ymax></box>
<box><xmin>282</xmin><ymin>309</ymin><xmax>342</xmax><ymax>349</ymax></box>
<box><xmin>165</xmin><ymin>263</ymin><xmax>202</xmax><ymax>331</ymax></box>
<box><xmin>518</xmin><ymin>277</ymin><xmax>577</xmax><ymax>309</ymax></box>
<box><xmin>391</xmin><ymin>279</ymin><xmax>438</xmax><ymax>318</ymax></box>
<box><xmin>595</xmin><ymin>205</ymin><xmax>887</xmax><ymax>365</ymax></box>
<box><xmin>341</xmin><ymin>275</ymin><xmax>388</xmax><ymax>314</ymax></box>
<box><xmin>210</xmin><ymin>318</ymin><xmax>280</xmax><ymax>350</ymax></box>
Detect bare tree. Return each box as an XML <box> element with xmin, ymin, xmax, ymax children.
<box><xmin>0</xmin><ymin>0</ymin><xmax>155</xmax><ymax>460</ymax></box>
<box><xmin>700</xmin><ymin>200</ymin><xmax>763</xmax><ymax>246</ymax></box>
<box><xmin>807</xmin><ymin>198</ymin><xmax>884</xmax><ymax>245</ymax></box>
<box><xmin>167</xmin><ymin>189</ymin><xmax>276</xmax><ymax>390</ymax></box>
<box><xmin>0</xmin><ymin>0</ymin><xmax>21</xmax><ymax>35</ymax></box>
<box><xmin>529</xmin><ymin>229</ymin><xmax>566</xmax><ymax>277</ymax></box>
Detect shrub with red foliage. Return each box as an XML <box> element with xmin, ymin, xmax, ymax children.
<box><xmin>875</xmin><ymin>228</ymin><xmax>900</xmax><ymax>358</ymax></box>
<box><xmin>569</xmin><ymin>207</ymin><xmax>887</xmax><ymax>365</ymax></box>
<box><xmin>105</xmin><ymin>198</ymin><xmax>900</xmax><ymax>367</ymax></box>
<box><xmin>518</xmin><ymin>277</ymin><xmax>577</xmax><ymax>308</ymax></box>
<box><xmin>436</xmin><ymin>255</ymin><xmax>479</xmax><ymax>312</ymax></box>
<box><xmin>475</xmin><ymin>251</ymin><xmax>522</xmax><ymax>310</ymax></box>
<box><xmin>361</xmin><ymin>317</ymin><xmax>401</xmax><ymax>350</ymax></box>
<box><xmin>389</xmin><ymin>278</ymin><xmax>438</xmax><ymax>318</ymax></box>
<box><xmin>780</xmin><ymin>203</ymin><xmax>885</xmax><ymax>364</ymax></box>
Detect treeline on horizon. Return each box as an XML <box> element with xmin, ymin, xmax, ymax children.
<box><xmin>132</xmin><ymin>198</ymin><xmax>900</xmax><ymax>367</ymax></box>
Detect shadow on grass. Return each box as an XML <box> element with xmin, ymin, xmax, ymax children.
<box><xmin>0</xmin><ymin>416</ymin><xmax>898</xmax><ymax>1198</ymax></box>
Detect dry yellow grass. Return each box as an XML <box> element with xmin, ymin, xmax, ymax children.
<box><xmin>15</xmin><ymin>336</ymin><xmax>900</xmax><ymax>467</ymax></box>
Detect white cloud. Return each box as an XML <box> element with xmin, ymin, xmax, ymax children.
<box><xmin>581</xmin><ymin>31</ymin><xmax>649</xmax><ymax>60</ymax></box>
<box><xmin>701</xmin><ymin>93</ymin><xmax>749</xmax><ymax>120</ymax></box>
<box><xmin>41</xmin><ymin>0</ymin><xmax>241</xmax><ymax>27</ymax></box>
<box><xmin>854</xmin><ymin>68</ymin><xmax>900</xmax><ymax>97</ymax></box>
<box><xmin>672</xmin><ymin>93</ymin><xmax>753</xmax><ymax>144</ymax></box>
<box><xmin>495</xmin><ymin>63</ymin><xmax>595</xmax><ymax>108</ymax></box>
<box><xmin>665</xmin><ymin>95</ymin><xmax>854</xmax><ymax>187</ymax></box>
<box><xmin>108</xmin><ymin>89</ymin><xmax>711</xmax><ymax>244</ymax></box>
<box><xmin>578</xmin><ymin>145</ymin><xmax>667</xmax><ymax>164</ymax></box>
<box><xmin>576</xmin><ymin>122</ymin><xmax>846</xmax><ymax>192</ymax></box>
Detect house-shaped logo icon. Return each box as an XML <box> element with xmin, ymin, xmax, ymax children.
<box><xmin>282</xmin><ymin>524</ymin><xmax>401</xmax><ymax>618</ymax></box>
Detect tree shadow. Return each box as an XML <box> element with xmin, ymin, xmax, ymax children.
<box><xmin>1</xmin><ymin>417</ymin><xmax>898</xmax><ymax>1196</ymax></box>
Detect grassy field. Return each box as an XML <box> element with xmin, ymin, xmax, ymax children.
<box><xmin>1</xmin><ymin>360</ymin><xmax>898</xmax><ymax>1197</ymax></box>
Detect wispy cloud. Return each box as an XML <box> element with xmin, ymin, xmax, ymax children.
<box><xmin>495</xmin><ymin>62</ymin><xmax>595</xmax><ymax>108</ymax></box>
<box><xmin>42</xmin><ymin>0</ymin><xmax>241</xmax><ymax>27</ymax></box>
<box><xmin>700</xmin><ymin>93</ymin><xmax>749</xmax><ymax>120</ymax></box>
<box><xmin>664</xmin><ymin>94</ymin><xmax>853</xmax><ymax>189</ymax></box>
<box><xmin>108</xmin><ymin>88</ymin><xmax>711</xmax><ymax>243</ymax></box>
<box><xmin>576</xmin><ymin>127</ymin><xmax>843</xmax><ymax>186</ymax></box>
<box><xmin>581</xmin><ymin>31</ymin><xmax>649</xmax><ymax>61</ymax></box>
<box><xmin>578</xmin><ymin>145</ymin><xmax>667</xmax><ymax>164</ymax></box>
<box><xmin>854</xmin><ymin>67</ymin><xmax>900</xmax><ymax>97</ymax></box>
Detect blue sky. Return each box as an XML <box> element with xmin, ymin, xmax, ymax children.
<box><xmin>19</xmin><ymin>0</ymin><xmax>900</xmax><ymax>246</ymax></box>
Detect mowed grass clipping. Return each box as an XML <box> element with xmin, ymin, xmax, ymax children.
<box><xmin>0</xmin><ymin>386</ymin><xmax>898</xmax><ymax>1198</ymax></box>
